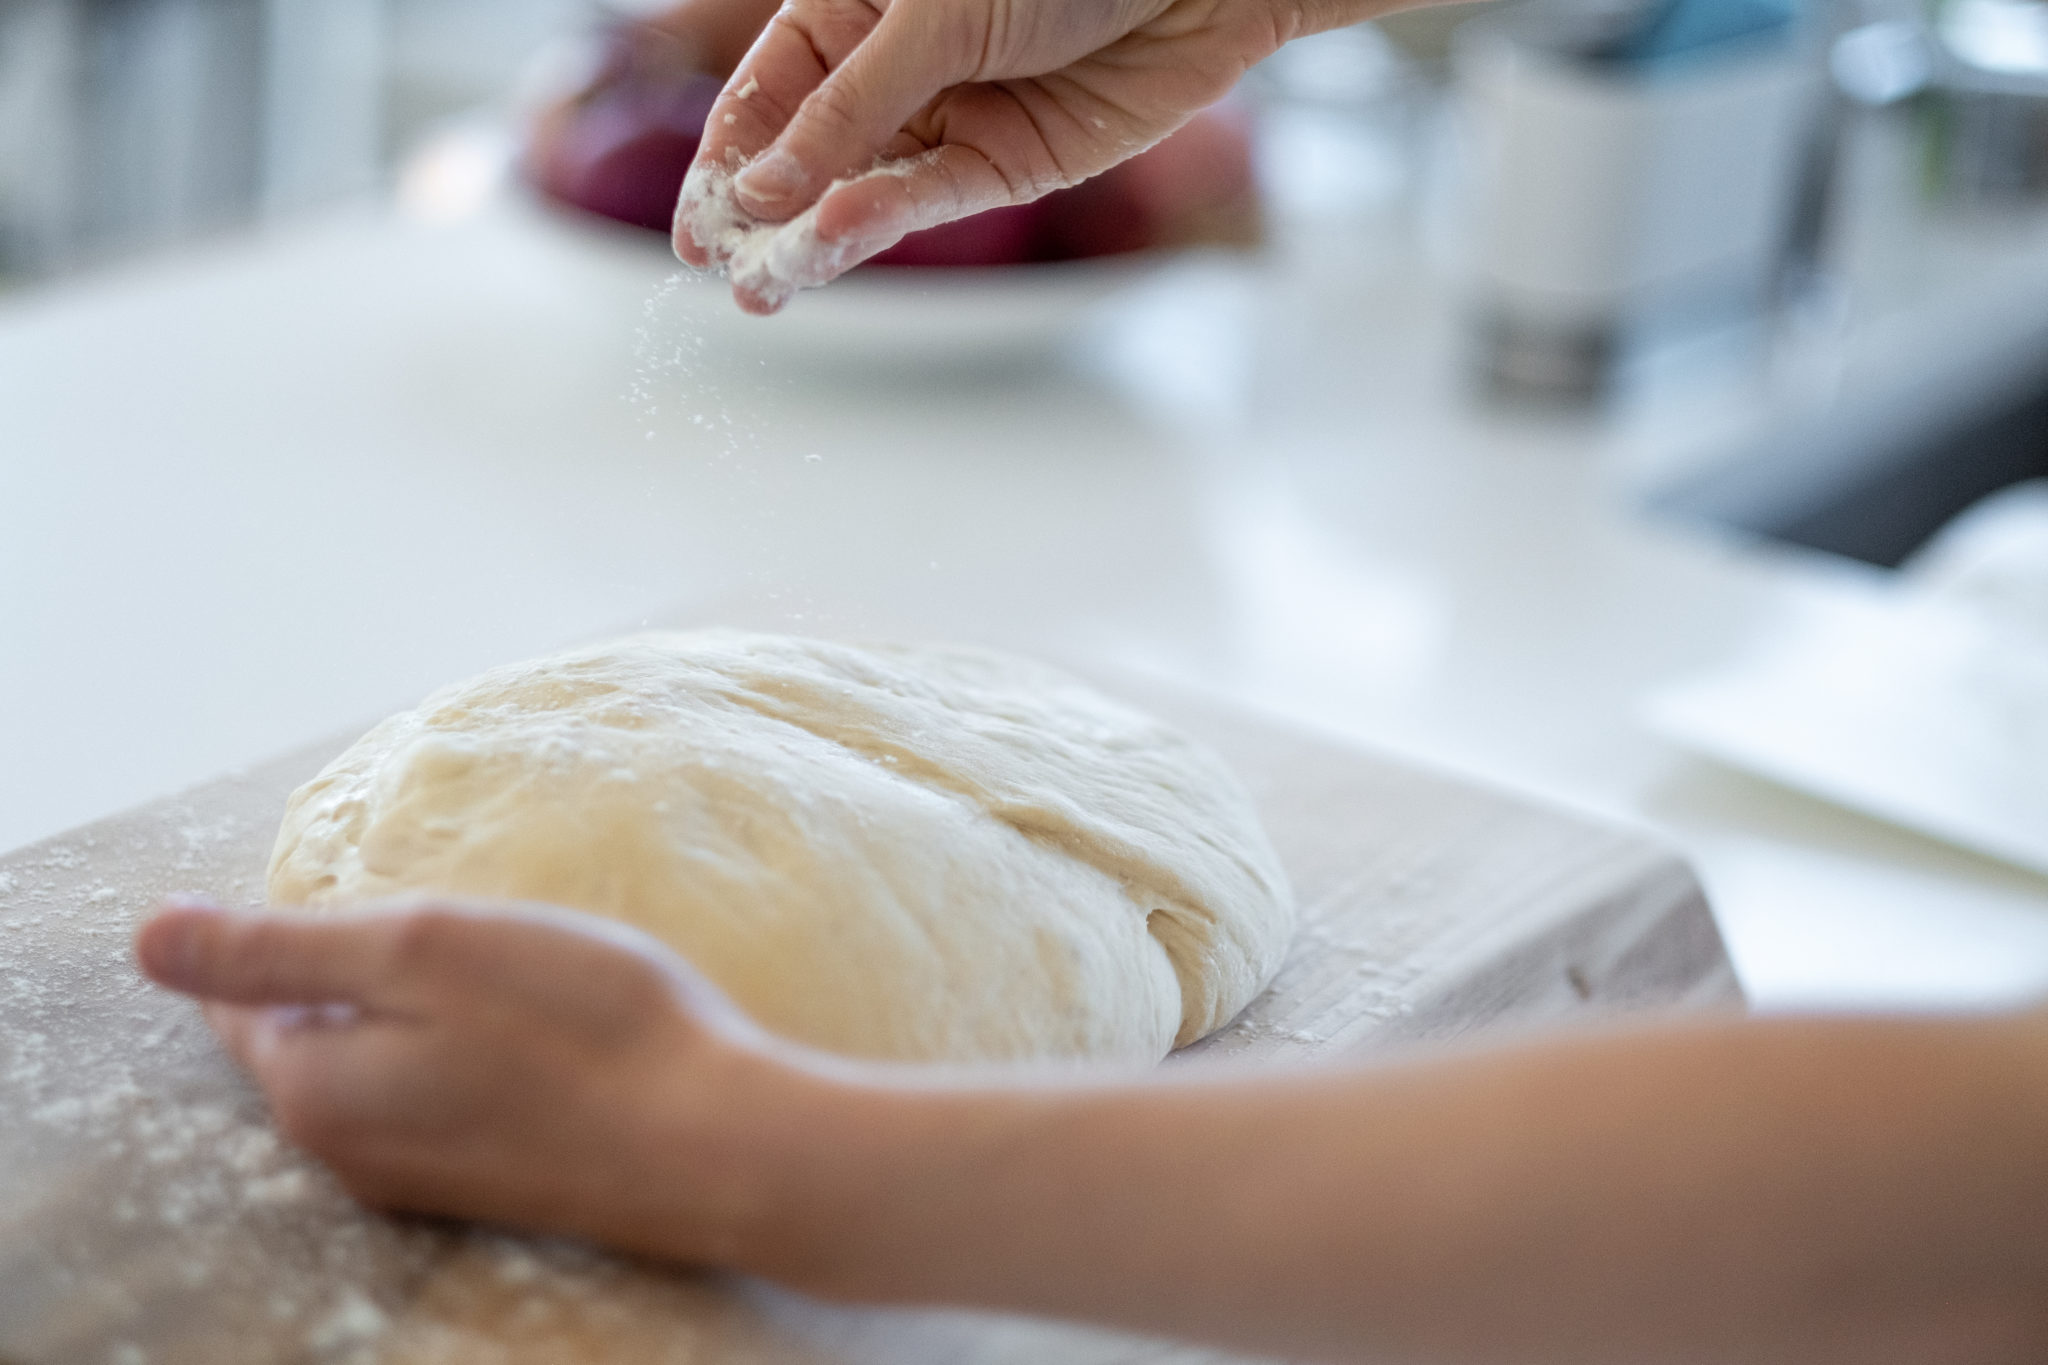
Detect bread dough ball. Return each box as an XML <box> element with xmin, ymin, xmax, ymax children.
<box><xmin>267</xmin><ymin>631</ymin><xmax>1294</xmax><ymax>1064</ymax></box>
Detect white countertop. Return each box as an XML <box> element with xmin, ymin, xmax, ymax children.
<box><xmin>6</xmin><ymin>186</ymin><xmax>2047</xmax><ymax>1013</ymax></box>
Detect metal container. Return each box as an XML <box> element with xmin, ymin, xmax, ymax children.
<box><xmin>1927</xmin><ymin>0</ymin><xmax>2048</xmax><ymax>204</ymax></box>
<box><xmin>1453</xmin><ymin>1</ymin><xmax>1824</xmax><ymax>401</ymax></box>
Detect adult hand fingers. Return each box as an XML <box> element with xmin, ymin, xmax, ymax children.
<box><xmin>730</xmin><ymin>5</ymin><xmax>977</xmax><ymax>220</ymax></box>
<box><xmin>675</xmin><ymin>0</ymin><xmax>887</xmax><ymax>262</ymax></box>
<box><xmin>137</xmin><ymin>900</ymin><xmax>406</xmax><ymax>1010</ymax></box>
<box><xmin>720</xmin><ymin>141</ymin><xmax>1017</xmax><ymax>311</ymax></box>
<box><xmin>827</xmin><ymin>134</ymin><xmax>1045</xmax><ymax>234</ymax></box>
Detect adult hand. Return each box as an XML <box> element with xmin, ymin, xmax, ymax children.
<box><xmin>134</xmin><ymin>897</ymin><xmax>824</xmax><ymax>1270</ymax></box>
<box><xmin>674</xmin><ymin>0</ymin><xmax>1383</xmax><ymax>311</ymax></box>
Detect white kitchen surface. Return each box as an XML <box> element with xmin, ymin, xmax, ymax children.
<box><xmin>1649</xmin><ymin>589</ymin><xmax>2048</xmax><ymax>881</ymax></box>
<box><xmin>5</xmin><ymin>185</ymin><xmax>2048</xmax><ymax>1014</ymax></box>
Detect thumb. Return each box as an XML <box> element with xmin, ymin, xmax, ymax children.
<box><xmin>734</xmin><ymin>10</ymin><xmax>963</xmax><ymax>219</ymax></box>
<box><xmin>136</xmin><ymin>899</ymin><xmax>397</xmax><ymax>1007</ymax></box>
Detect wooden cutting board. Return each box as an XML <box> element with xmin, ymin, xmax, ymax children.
<box><xmin>0</xmin><ymin>677</ymin><xmax>1739</xmax><ymax>1365</ymax></box>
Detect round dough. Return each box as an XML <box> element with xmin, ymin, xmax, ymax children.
<box><xmin>267</xmin><ymin>631</ymin><xmax>1294</xmax><ymax>1064</ymax></box>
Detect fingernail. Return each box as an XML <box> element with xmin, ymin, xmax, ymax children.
<box><xmin>735</xmin><ymin>148</ymin><xmax>802</xmax><ymax>208</ymax></box>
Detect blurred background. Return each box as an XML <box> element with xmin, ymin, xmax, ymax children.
<box><xmin>6</xmin><ymin>0</ymin><xmax>2048</xmax><ymax>1009</ymax></box>
<box><xmin>0</xmin><ymin>0</ymin><xmax>571</xmax><ymax>276</ymax></box>
<box><xmin>10</xmin><ymin>0</ymin><xmax>2048</xmax><ymax>425</ymax></box>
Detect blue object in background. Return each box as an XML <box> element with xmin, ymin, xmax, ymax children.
<box><xmin>1593</xmin><ymin>0</ymin><xmax>1799</xmax><ymax>64</ymax></box>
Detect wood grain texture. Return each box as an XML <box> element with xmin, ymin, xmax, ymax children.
<box><xmin>0</xmin><ymin>676</ymin><xmax>1739</xmax><ymax>1365</ymax></box>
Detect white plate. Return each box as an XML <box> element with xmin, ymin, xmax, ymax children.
<box><xmin>1645</xmin><ymin>590</ymin><xmax>2048</xmax><ymax>877</ymax></box>
<box><xmin>514</xmin><ymin>186</ymin><xmax>1172</xmax><ymax>371</ymax></box>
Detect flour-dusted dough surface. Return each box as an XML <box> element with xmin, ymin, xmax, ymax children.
<box><xmin>266</xmin><ymin>631</ymin><xmax>1294</xmax><ymax>1063</ymax></box>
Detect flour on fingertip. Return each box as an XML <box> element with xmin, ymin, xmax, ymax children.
<box><xmin>676</xmin><ymin>152</ymin><xmax>934</xmax><ymax>312</ymax></box>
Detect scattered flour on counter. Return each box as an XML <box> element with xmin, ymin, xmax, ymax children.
<box><xmin>0</xmin><ymin>827</ymin><xmax>426</xmax><ymax>1359</ymax></box>
<box><xmin>1</xmin><ymin>685</ymin><xmax>879</xmax><ymax>1363</ymax></box>
<box><xmin>174</xmin><ymin>813</ymin><xmax>245</xmax><ymax>871</ymax></box>
<box><xmin>244</xmin><ymin>1169</ymin><xmax>313</xmax><ymax>1205</ymax></box>
<box><xmin>33</xmin><ymin>1094</ymin><xmax>88</xmax><ymax>1126</ymax></box>
<box><xmin>39</xmin><ymin>843</ymin><xmax>85</xmax><ymax>871</ymax></box>
<box><xmin>308</xmin><ymin>1289</ymin><xmax>391</xmax><ymax>1352</ymax></box>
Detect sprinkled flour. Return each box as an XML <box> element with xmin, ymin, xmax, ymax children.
<box><xmin>675</xmin><ymin>150</ymin><xmax>939</xmax><ymax>311</ymax></box>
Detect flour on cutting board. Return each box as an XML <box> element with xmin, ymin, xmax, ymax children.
<box><xmin>0</xmin><ymin>789</ymin><xmax>1383</xmax><ymax>1362</ymax></box>
<box><xmin>0</xmin><ymin>826</ymin><xmax>413</xmax><ymax>1362</ymax></box>
<box><xmin>0</xmin><ymin>687</ymin><xmax>1730</xmax><ymax>1362</ymax></box>
<box><xmin>0</xmin><ymin>821</ymin><xmax>726</xmax><ymax>1364</ymax></box>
